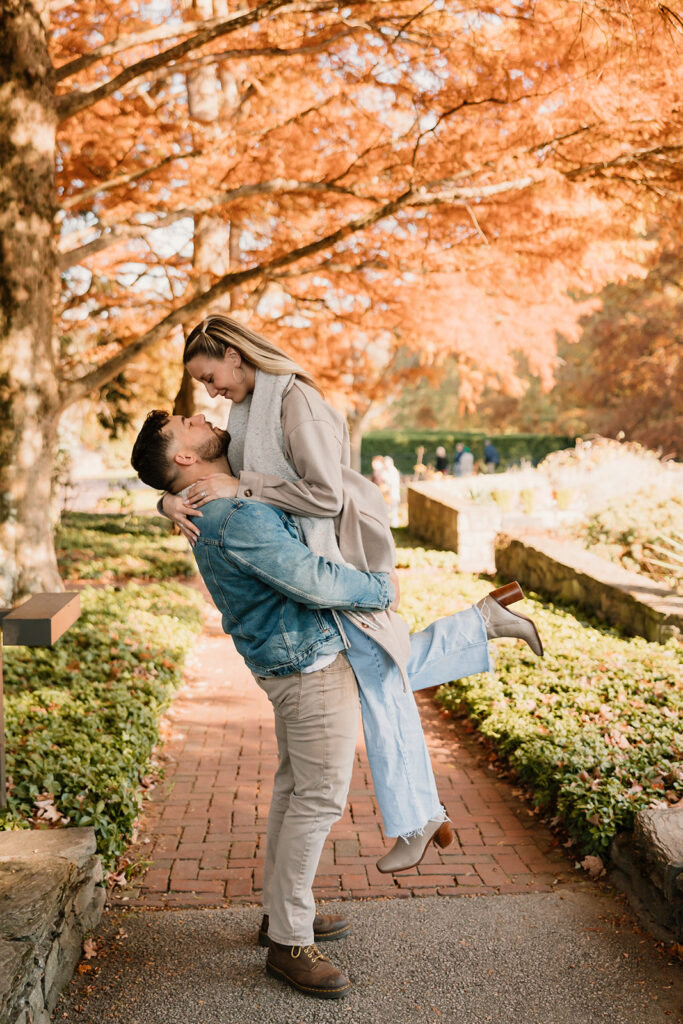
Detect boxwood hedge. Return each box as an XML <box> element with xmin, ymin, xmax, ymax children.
<box><xmin>361</xmin><ymin>429</ymin><xmax>575</xmax><ymax>475</ymax></box>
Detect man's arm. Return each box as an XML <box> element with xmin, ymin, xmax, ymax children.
<box><xmin>220</xmin><ymin>502</ymin><xmax>394</xmax><ymax>611</ymax></box>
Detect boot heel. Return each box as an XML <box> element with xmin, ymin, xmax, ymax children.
<box><xmin>433</xmin><ymin>821</ymin><xmax>454</xmax><ymax>849</ymax></box>
<box><xmin>489</xmin><ymin>582</ymin><xmax>524</xmax><ymax>607</ymax></box>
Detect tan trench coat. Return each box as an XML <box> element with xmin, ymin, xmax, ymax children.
<box><xmin>234</xmin><ymin>380</ymin><xmax>412</xmax><ymax>683</ymax></box>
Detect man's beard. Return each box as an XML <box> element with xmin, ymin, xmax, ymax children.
<box><xmin>195</xmin><ymin>427</ymin><xmax>230</xmax><ymax>463</ymax></box>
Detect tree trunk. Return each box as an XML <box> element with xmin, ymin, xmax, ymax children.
<box><xmin>347</xmin><ymin>408</ymin><xmax>373</xmax><ymax>474</ymax></box>
<box><xmin>0</xmin><ymin>0</ymin><xmax>62</xmax><ymax>603</ymax></box>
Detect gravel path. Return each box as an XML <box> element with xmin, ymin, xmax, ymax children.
<box><xmin>55</xmin><ymin>892</ymin><xmax>681</xmax><ymax>1024</ymax></box>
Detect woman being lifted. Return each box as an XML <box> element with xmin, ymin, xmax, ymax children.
<box><xmin>161</xmin><ymin>314</ymin><xmax>543</xmax><ymax>872</ymax></box>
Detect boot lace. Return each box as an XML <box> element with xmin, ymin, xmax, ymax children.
<box><xmin>302</xmin><ymin>943</ymin><xmax>326</xmax><ymax>963</ymax></box>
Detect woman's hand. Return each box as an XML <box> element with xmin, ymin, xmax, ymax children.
<box><xmin>389</xmin><ymin>569</ymin><xmax>401</xmax><ymax>611</ymax></box>
<box><xmin>162</xmin><ymin>491</ymin><xmax>201</xmax><ymax>546</ymax></box>
<box><xmin>185</xmin><ymin>473</ymin><xmax>240</xmax><ymax>507</ymax></box>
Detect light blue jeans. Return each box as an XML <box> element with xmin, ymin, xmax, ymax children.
<box><xmin>344</xmin><ymin>605</ymin><xmax>490</xmax><ymax>838</ymax></box>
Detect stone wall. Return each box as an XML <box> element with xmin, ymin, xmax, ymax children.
<box><xmin>407</xmin><ymin>484</ymin><xmax>500</xmax><ymax>573</ymax></box>
<box><xmin>407</xmin><ymin>484</ymin><xmax>682</xmax><ymax>643</ymax></box>
<box><xmin>495</xmin><ymin>535</ymin><xmax>683</xmax><ymax>643</ymax></box>
<box><xmin>0</xmin><ymin>828</ymin><xmax>105</xmax><ymax>1024</ymax></box>
<box><xmin>610</xmin><ymin>804</ymin><xmax>683</xmax><ymax>944</ymax></box>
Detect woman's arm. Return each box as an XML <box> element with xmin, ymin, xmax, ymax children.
<box><xmin>236</xmin><ymin>418</ymin><xmax>344</xmax><ymax>517</ymax></box>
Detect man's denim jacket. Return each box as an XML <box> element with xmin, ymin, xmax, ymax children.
<box><xmin>191</xmin><ymin>498</ymin><xmax>394</xmax><ymax>678</ymax></box>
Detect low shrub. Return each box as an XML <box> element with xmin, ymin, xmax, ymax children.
<box><xmin>57</xmin><ymin>511</ymin><xmax>194</xmax><ymax>582</ymax></box>
<box><xmin>1</xmin><ymin>583</ymin><xmax>203</xmax><ymax>864</ymax></box>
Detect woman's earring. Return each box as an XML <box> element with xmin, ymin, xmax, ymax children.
<box><xmin>232</xmin><ymin>366</ymin><xmax>245</xmax><ymax>385</ymax></box>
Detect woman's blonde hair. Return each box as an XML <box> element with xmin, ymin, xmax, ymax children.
<box><xmin>183</xmin><ymin>314</ymin><xmax>322</xmax><ymax>393</ymax></box>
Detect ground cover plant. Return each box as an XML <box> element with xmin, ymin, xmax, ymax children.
<box><xmin>1</xmin><ymin>515</ymin><xmax>202</xmax><ymax>864</ymax></box>
<box><xmin>393</xmin><ymin>529</ymin><xmax>683</xmax><ymax>859</ymax></box>
<box><xmin>57</xmin><ymin>511</ymin><xmax>194</xmax><ymax>582</ymax></box>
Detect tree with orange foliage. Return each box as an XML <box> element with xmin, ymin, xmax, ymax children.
<box><xmin>1</xmin><ymin>0</ymin><xmax>682</xmax><ymax>599</ymax></box>
<box><xmin>552</xmin><ymin>253</ymin><xmax>683</xmax><ymax>455</ymax></box>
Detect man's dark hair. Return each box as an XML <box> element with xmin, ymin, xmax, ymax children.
<box><xmin>131</xmin><ymin>410</ymin><xmax>178</xmax><ymax>491</ymax></box>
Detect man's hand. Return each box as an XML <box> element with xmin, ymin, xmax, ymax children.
<box><xmin>186</xmin><ymin>473</ymin><xmax>240</xmax><ymax>506</ymax></box>
<box><xmin>389</xmin><ymin>569</ymin><xmax>400</xmax><ymax>611</ymax></box>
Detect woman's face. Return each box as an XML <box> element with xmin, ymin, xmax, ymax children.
<box><xmin>185</xmin><ymin>349</ymin><xmax>255</xmax><ymax>404</ymax></box>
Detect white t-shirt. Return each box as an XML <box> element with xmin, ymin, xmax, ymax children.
<box><xmin>301</xmin><ymin>652</ymin><xmax>338</xmax><ymax>674</ymax></box>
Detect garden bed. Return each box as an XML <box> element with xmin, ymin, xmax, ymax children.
<box><xmin>394</xmin><ymin>529</ymin><xmax>683</xmax><ymax>859</ymax></box>
<box><xmin>0</xmin><ymin>514</ymin><xmax>203</xmax><ymax>865</ymax></box>
<box><xmin>578</xmin><ymin>492</ymin><xmax>683</xmax><ymax>594</ymax></box>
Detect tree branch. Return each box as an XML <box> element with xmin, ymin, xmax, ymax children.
<box><xmin>564</xmin><ymin>143</ymin><xmax>683</xmax><ymax>180</ymax></box>
<box><xmin>148</xmin><ymin>27</ymin><xmax>358</xmax><ymax>76</ymax></box>
<box><xmin>55</xmin><ymin>17</ymin><xmax>230</xmax><ymax>81</ymax></box>
<box><xmin>58</xmin><ymin>173</ymin><xmax>536</xmax><ymax>407</ymax></box>
<box><xmin>58</xmin><ymin>177</ymin><xmax>378</xmax><ymax>269</ymax></box>
<box><xmin>56</xmin><ymin>0</ymin><xmax>348</xmax><ymax>122</ymax></box>
<box><xmin>60</xmin><ymin>149</ymin><xmax>202</xmax><ymax>211</ymax></box>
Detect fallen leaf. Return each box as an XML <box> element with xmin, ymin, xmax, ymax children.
<box><xmin>106</xmin><ymin>870</ymin><xmax>128</xmax><ymax>888</ymax></box>
<box><xmin>580</xmin><ymin>855</ymin><xmax>605</xmax><ymax>879</ymax></box>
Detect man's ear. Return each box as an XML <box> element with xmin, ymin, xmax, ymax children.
<box><xmin>173</xmin><ymin>451</ymin><xmax>197</xmax><ymax>467</ymax></box>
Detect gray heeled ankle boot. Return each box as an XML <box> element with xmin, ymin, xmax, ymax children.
<box><xmin>476</xmin><ymin>582</ymin><xmax>544</xmax><ymax>657</ymax></box>
<box><xmin>376</xmin><ymin>813</ymin><xmax>454</xmax><ymax>874</ymax></box>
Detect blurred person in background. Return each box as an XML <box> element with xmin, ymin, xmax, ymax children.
<box><xmin>453</xmin><ymin>442</ymin><xmax>474</xmax><ymax>477</ymax></box>
<box><xmin>371</xmin><ymin>454</ymin><xmax>387</xmax><ymax>490</ymax></box>
<box><xmin>484</xmin><ymin>438</ymin><xmax>500</xmax><ymax>474</ymax></box>
<box><xmin>382</xmin><ymin>456</ymin><xmax>401</xmax><ymax>527</ymax></box>
<box><xmin>435</xmin><ymin>445</ymin><xmax>449</xmax><ymax>473</ymax></box>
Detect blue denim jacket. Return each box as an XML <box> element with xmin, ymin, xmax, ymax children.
<box><xmin>191</xmin><ymin>498</ymin><xmax>393</xmax><ymax>678</ymax></box>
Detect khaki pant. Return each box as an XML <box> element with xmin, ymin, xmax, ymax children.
<box><xmin>254</xmin><ymin>653</ymin><xmax>359</xmax><ymax>945</ymax></box>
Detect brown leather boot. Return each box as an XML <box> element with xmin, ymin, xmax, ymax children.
<box><xmin>258</xmin><ymin>912</ymin><xmax>350</xmax><ymax>947</ymax></box>
<box><xmin>266</xmin><ymin>940</ymin><xmax>351</xmax><ymax>999</ymax></box>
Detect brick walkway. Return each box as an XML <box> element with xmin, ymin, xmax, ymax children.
<box><xmin>114</xmin><ymin>594</ymin><xmax>577</xmax><ymax>909</ymax></box>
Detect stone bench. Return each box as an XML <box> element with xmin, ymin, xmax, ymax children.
<box><xmin>0</xmin><ymin>828</ymin><xmax>105</xmax><ymax>1024</ymax></box>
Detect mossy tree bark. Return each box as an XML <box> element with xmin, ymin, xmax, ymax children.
<box><xmin>0</xmin><ymin>0</ymin><xmax>62</xmax><ymax>602</ymax></box>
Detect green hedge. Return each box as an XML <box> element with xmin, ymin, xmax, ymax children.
<box><xmin>361</xmin><ymin>429</ymin><xmax>575</xmax><ymax>475</ymax></box>
<box><xmin>0</xmin><ymin>513</ymin><xmax>203</xmax><ymax>865</ymax></box>
<box><xmin>392</xmin><ymin>529</ymin><xmax>683</xmax><ymax>858</ymax></box>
